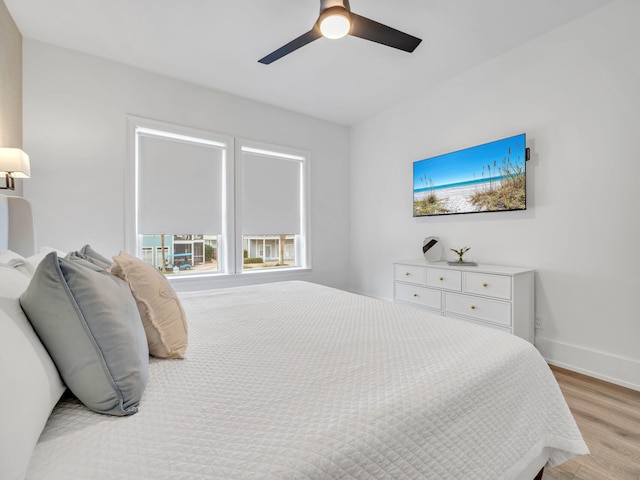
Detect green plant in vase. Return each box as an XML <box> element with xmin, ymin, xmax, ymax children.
<box><xmin>451</xmin><ymin>247</ymin><xmax>470</xmax><ymax>264</ymax></box>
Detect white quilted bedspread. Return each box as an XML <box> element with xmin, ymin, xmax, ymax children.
<box><xmin>27</xmin><ymin>281</ymin><xmax>587</xmax><ymax>479</ymax></box>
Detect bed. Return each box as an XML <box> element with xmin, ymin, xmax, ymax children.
<box><xmin>0</xmin><ymin>194</ymin><xmax>588</xmax><ymax>479</ymax></box>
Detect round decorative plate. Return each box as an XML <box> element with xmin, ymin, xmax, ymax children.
<box><xmin>422</xmin><ymin>236</ymin><xmax>443</xmax><ymax>262</ymax></box>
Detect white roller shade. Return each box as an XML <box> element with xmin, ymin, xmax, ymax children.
<box><xmin>137</xmin><ymin>133</ymin><xmax>224</xmax><ymax>234</ymax></box>
<box><xmin>241</xmin><ymin>151</ymin><xmax>301</xmax><ymax>235</ymax></box>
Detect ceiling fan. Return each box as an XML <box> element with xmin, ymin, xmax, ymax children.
<box><xmin>258</xmin><ymin>0</ymin><xmax>422</xmax><ymax>64</ymax></box>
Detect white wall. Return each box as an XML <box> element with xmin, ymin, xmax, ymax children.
<box><xmin>350</xmin><ymin>0</ymin><xmax>640</xmax><ymax>390</ymax></box>
<box><xmin>0</xmin><ymin>0</ymin><xmax>24</xmax><ymax>195</ymax></box>
<box><xmin>22</xmin><ymin>40</ymin><xmax>351</xmax><ymax>290</ymax></box>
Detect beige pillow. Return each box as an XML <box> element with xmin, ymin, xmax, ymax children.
<box><xmin>110</xmin><ymin>251</ymin><xmax>188</xmax><ymax>359</ymax></box>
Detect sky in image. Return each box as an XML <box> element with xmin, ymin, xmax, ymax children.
<box><xmin>413</xmin><ymin>133</ymin><xmax>526</xmax><ymax>190</ymax></box>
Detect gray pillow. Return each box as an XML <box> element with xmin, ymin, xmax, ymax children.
<box><xmin>19</xmin><ymin>252</ymin><xmax>148</xmax><ymax>416</ymax></box>
<box><xmin>66</xmin><ymin>244</ymin><xmax>113</xmax><ymax>269</ymax></box>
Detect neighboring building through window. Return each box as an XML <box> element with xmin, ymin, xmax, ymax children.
<box><xmin>243</xmin><ymin>235</ymin><xmax>295</xmax><ymax>269</ymax></box>
<box><xmin>140</xmin><ymin>234</ymin><xmax>218</xmax><ymax>275</ymax></box>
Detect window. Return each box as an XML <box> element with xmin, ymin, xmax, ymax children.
<box><xmin>127</xmin><ymin>117</ymin><xmax>309</xmax><ymax>278</ymax></box>
<box><xmin>237</xmin><ymin>143</ymin><xmax>308</xmax><ymax>271</ymax></box>
<box><xmin>127</xmin><ymin>117</ymin><xmax>231</xmax><ymax>275</ymax></box>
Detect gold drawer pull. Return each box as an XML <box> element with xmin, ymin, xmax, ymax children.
<box><xmin>482</xmin><ymin>283</ymin><xmax>488</xmax><ymax>287</ymax></box>
<box><xmin>470</xmin><ymin>305</ymin><xmax>477</xmax><ymax>310</ymax></box>
<box><xmin>413</xmin><ymin>293</ymin><xmax>418</xmax><ymax>297</ymax></box>
<box><xmin>439</xmin><ymin>277</ymin><xmax>444</xmax><ymax>281</ymax></box>
<box><xmin>405</xmin><ymin>272</ymin><xmax>411</xmax><ymax>276</ymax></box>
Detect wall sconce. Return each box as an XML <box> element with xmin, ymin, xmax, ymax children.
<box><xmin>0</xmin><ymin>148</ymin><xmax>31</xmax><ymax>190</ymax></box>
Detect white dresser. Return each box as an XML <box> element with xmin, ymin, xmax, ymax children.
<box><xmin>394</xmin><ymin>260</ymin><xmax>535</xmax><ymax>342</ymax></box>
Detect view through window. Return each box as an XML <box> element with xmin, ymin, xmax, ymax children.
<box><xmin>242</xmin><ymin>234</ymin><xmax>296</xmax><ymax>270</ymax></box>
<box><xmin>140</xmin><ymin>234</ymin><xmax>219</xmax><ymax>275</ymax></box>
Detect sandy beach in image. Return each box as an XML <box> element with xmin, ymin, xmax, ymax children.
<box><xmin>414</xmin><ymin>183</ymin><xmax>489</xmax><ymax>213</ymax></box>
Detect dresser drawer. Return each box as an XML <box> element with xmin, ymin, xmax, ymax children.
<box><xmin>394</xmin><ymin>264</ymin><xmax>426</xmax><ymax>285</ymax></box>
<box><xmin>395</xmin><ymin>283</ymin><xmax>441</xmax><ymax>310</ymax></box>
<box><xmin>444</xmin><ymin>293</ymin><xmax>511</xmax><ymax>328</ymax></box>
<box><xmin>426</xmin><ymin>268</ymin><xmax>462</xmax><ymax>291</ymax></box>
<box><xmin>464</xmin><ymin>272</ymin><xmax>511</xmax><ymax>300</ymax></box>
<box><xmin>448</xmin><ymin>314</ymin><xmax>512</xmax><ymax>334</ymax></box>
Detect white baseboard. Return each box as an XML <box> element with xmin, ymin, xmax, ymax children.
<box><xmin>535</xmin><ymin>336</ymin><xmax>640</xmax><ymax>392</ymax></box>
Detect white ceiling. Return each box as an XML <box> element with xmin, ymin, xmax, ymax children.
<box><xmin>6</xmin><ymin>0</ymin><xmax>613</xmax><ymax>125</ymax></box>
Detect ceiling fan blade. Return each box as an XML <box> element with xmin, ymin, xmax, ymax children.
<box><xmin>349</xmin><ymin>13</ymin><xmax>422</xmax><ymax>53</ymax></box>
<box><xmin>258</xmin><ymin>28</ymin><xmax>322</xmax><ymax>64</ymax></box>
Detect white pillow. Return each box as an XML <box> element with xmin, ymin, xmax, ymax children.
<box><xmin>0</xmin><ymin>280</ymin><xmax>66</xmax><ymax>479</ymax></box>
<box><xmin>0</xmin><ymin>250</ymin><xmax>35</xmax><ymax>279</ymax></box>
<box><xmin>24</xmin><ymin>247</ymin><xmax>68</xmax><ymax>274</ymax></box>
<box><xmin>0</xmin><ymin>262</ymin><xmax>31</xmax><ymax>298</ymax></box>
<box><xmin>0</xmin><ymin>250</ymin><xmax>24</xmax><ymax>263</ymax></box>
<box><xmin>0</xmin><ymin>247</ymin><xmax>67</xmax><ymax>281</ymax></box>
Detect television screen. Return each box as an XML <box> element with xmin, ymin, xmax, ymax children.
<box><xmin>413</xmin><ymin>133</ymin><xmax>526</xmax><ymax>217</ymax></box>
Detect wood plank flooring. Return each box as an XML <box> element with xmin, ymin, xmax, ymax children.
<box><xmin>543</xmin><ymin>365</ymin><xmax>640</xmax><ymax>480</ymax></box>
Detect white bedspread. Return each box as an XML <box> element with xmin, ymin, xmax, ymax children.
<box><xmin>27</xmin><ymin>281</ymin><xmax>587</xmax><ymax>479</ymax></box>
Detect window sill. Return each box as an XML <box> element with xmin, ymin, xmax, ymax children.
<box><xmin>168</xmin><ymin>267</ymin><xmax>313</xmax><ymax>293</ymax></box>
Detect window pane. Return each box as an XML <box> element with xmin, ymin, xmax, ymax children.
<box><xmin>140</xmin><ymin>234</ymin><xmax>219</xmax><ymax>275</ymax></box>
<box><xmin>242</xmin><ymin>235</ymin><xmax>296</xmax><ymax>270</ymax></box>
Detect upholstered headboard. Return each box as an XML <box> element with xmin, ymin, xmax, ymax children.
<box><xmin>0</xmin><ymin>194</ymin><xmax>36</xmax><ymax>257</ymax></box>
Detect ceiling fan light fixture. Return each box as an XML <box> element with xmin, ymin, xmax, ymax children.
<box><xmin>258</xmin><ymin>0</ymin><xmax>422</xmax><ymax>64</ymax></box>
<box><xmin>319</xmin><ymin>7</ymin><xmax>351</xmax><ymax>39</ymax></box>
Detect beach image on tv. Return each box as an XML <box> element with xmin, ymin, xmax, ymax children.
<box><xmin>413</xmin><ymin>133</ymin><xmax>526</xmax><ymax>217</ymax></box>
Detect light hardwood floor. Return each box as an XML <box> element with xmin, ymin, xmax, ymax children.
<box><xmin>543</xmin><ymin>365</ymin><xmax>640</xmax><ymax>480</ymax></box>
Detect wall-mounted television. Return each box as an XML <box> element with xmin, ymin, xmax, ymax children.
<box><xmin>413</xmin><ymin>133</ymin><xmax>527</xmax><ymax>217</ymax></box>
